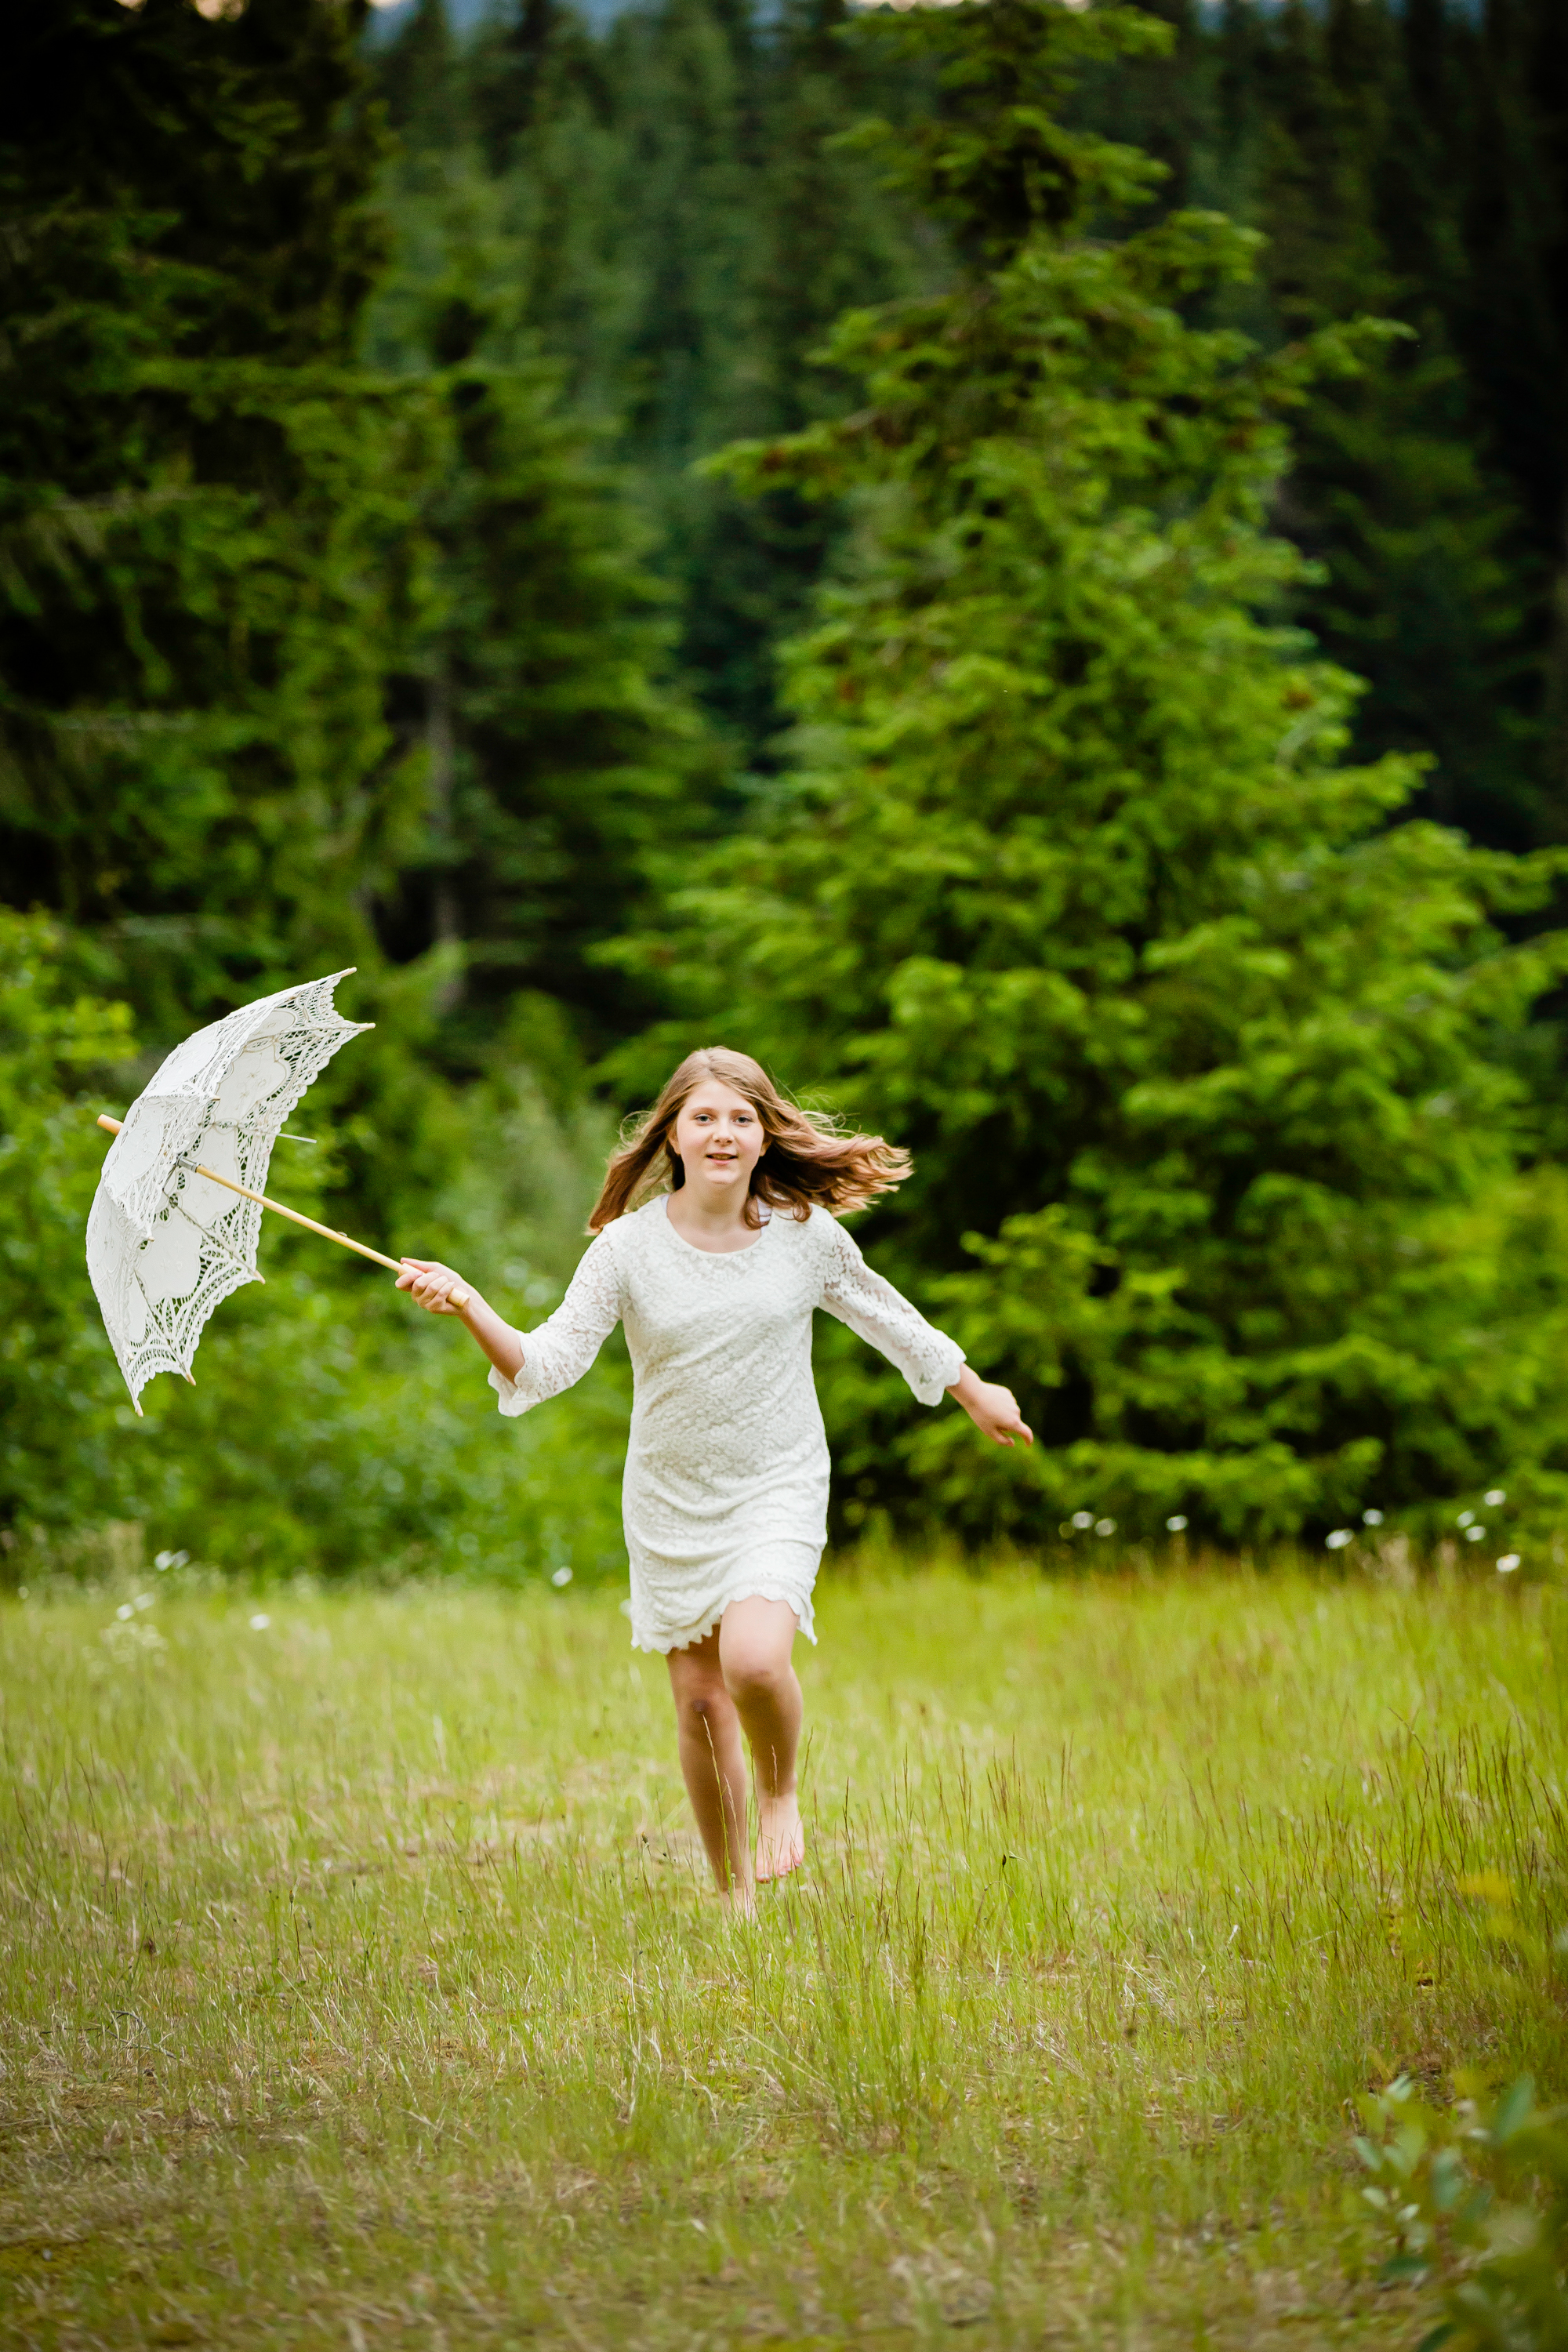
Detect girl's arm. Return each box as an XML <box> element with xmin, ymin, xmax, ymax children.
<box><xmin>397</xmin><ymin>1261</ymin><xmax>524</xmax><ymax>1381</ymax></box>
<box><xmin>819</xmin><ymin>1221</ymin><xmax>1032</xmax><ymax>1444</ymax></box>
<box><xmin>397</xmin><ymin>1233</ymin><xmax>623</xmax><ymax>1416</ymax></box>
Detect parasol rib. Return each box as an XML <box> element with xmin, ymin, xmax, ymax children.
<box><xmin>94</xmin><ymin>1115</ymin><xmax>470</xmax><ymax>1304</ymax></box>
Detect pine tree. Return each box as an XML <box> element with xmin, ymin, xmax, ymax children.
<box><xmin>365</xmin><ymin>13</ymin><xmax>733</xmax><ymax>1058</ymax></box>
<box><xmin>1452</xmin><ymin>0</ymin><xmax>1568</xmax><ymax>816</ymax></box>
<box><xmin>624</xmin><ymin>0</ymin><xmax>1568</xmax><ymax>1544</ymax></box>
<box><xmin>0</xmin><ymin>0</ymin><xmax>422</xmax><ymax>1036</ymax></box>
<box><xmin>376</xmin><ymin>0</ymin><xmax>463</xmax><ymax>154</ymax></box>
<box><xmin>366</xmin><ymin>268</ymin><xmax>722</xmax><ymax>1057</ymax></box>
<box><xmin>420</xmin><ymin>0</ymin><xmax>946</xmax><ymax>761</ymax></box>
<box><xmin>1229</xmin><ymin>0</ymin><xmax>1541</xmax><ymax>848</ymax></box>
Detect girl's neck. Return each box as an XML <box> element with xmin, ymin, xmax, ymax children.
<box><xmin>665</xmin><ymin>1182</ymin><xmax>763</xmax><ymax>1256</ymax></box>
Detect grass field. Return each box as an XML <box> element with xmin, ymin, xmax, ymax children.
<box><xmin>2</xmin><ymin>1560</ymin><xmax>1565</xmax><ymax>2350</ymax></box>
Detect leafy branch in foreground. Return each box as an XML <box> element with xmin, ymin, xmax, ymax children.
<box><xmin>1354</xmin><ymin>2066</ymin><xmax>1568</xmax><ymax>2350</ymax></box>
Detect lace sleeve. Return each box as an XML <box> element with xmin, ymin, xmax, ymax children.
<box><xmin>489</xmin><ymin>1231</ymin><xmax>623</xmax><ymax>1418</ymax></box>
<box><xmin>818</xmin><ymin>1220</ymin><xmax>964</xmax><ymax>1407</ymax></box>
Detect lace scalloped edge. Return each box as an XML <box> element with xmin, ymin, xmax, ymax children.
<box><xmin>630</xmin><ymin>1579</ymin><xmax>819</xmax><ymax>1656</ymax></box>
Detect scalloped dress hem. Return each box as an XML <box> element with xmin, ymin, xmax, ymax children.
<box><xmin>629</xmin><ymin>1547</ymin><xmax>821</xmax><ymax>1657</ymax></box>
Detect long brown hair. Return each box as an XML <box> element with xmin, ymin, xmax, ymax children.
<box><xmin>589</xmin><ymin>1047</ymin><xmax>911</xmax><ymax>1232</ymax></box>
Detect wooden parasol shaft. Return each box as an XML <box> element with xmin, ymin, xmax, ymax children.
<box><xmin>95</xmin><ymin>1116</ymin><xmax>470</xmax><ymax>1305</ymax></box>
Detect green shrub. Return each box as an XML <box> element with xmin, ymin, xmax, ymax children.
<box><xmin>1354</xmin><ymin>2064</ymin><xmax>1568</xmax><ymax>2349</ymax></box>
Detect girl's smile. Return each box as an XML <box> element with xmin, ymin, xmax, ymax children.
<box><xmin>672</xmin><ymin>1081</ymin><xmax>767</xmax><ymax>1205</ymax></box>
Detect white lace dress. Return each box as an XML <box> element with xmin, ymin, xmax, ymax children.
<box><xmin>490</xmin><ymin>1196</ymin><xmax>964</xmax><ymax>1653</ymax></box>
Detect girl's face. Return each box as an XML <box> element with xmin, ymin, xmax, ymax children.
<box><xmin>670</xmin><ymin>1079</ymin><xmax>766</xmax><ymax>1198</ymax></box>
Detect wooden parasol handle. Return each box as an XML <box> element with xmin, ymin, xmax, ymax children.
<box><xmin>95</xmin><ymin>1116</ymin><xmax>470</xmax><ymax>1307</ymax></box>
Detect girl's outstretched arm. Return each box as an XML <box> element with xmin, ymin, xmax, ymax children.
<box><xmin>397</xmin><ymin>1260</ymin><xmax>524</xmax><ymax>1382</ymax></box>
<box><xmin>818</xmin><ymin>1218</ymin><xmax>1032</xmax><ymax>1444</ymax></box>
<box><xmin>946</xmin><ymin>1363</ymin><xmax>1033</xmax><ymax>1448</ymax></box>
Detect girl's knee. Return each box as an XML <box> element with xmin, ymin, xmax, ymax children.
<box><xmin>721</xmin><ymin>1649</ymin><xmax>789</xmax><ymax>1708</ymax></box>
<box><xmin>676</xmin><ymin>1679</ymin><xmax>731</xmax><ymax>1735</ymax></box>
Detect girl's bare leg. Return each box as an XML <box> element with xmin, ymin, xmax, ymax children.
<box><xmin>719</xmin><ymin>1596</ymin><xmax>804</xmax><ymax>1883</ymax></box>
<box><xmin>666</xmin><ymin>1632</ymin><xmax>753</xmax><ymax>1906</ymax></box>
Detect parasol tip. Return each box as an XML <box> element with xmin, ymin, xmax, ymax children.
<box><xmin>97</xmin><ymin>1114</ymin><xmax>123</xmax><ymax>1136</ymax></box>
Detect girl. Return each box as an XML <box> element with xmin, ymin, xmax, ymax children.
<box><xmin>397</xmin><ymin>1048</ymin><xmax>1031</xmax><ymax>1910</ymax></box>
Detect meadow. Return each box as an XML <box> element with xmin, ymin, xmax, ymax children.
<box><xmin>1</xmin><ymin>1559</ymin><xmax>1564</xmax><ymax>2350</ymax></box>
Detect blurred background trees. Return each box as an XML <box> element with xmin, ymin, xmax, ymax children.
<box><xmin>612</xmin><ymin>0</ymin><xmax>1568</xmax><ymax>1544</ymax></box>
<box><xmin>5</xmin><ymin>0</ymin><xmax>1568</xmax><ymax>1574</ymax></box>
<box><xmin>371</xmin><ymin>0</ymin><xmax>1568</xmax><ymax>848</ymax></box>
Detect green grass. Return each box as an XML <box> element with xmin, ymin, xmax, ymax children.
<box><xmin>2</xmin><ymin>1561</ymin><xmax>1565</xmax><ymax>2348</ymax></box>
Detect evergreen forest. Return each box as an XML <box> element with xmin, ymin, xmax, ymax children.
<box><xmin>8</xmin><ymin>0</ymin><xmax>1568</xmax><ymax>1581</ymax></box>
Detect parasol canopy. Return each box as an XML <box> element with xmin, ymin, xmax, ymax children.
<box><xmin>87</xmin><ymin>968</ymin><xmax>376</xmax><ymax>1412</ymax></box>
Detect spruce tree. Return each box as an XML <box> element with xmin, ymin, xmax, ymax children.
<box><xmin>376</xmin><ymin>0</ymin><xmax>463</xmax><ymax>155</ymax></box>
<box><xmin>0</xmin><ymin>0</ymin><xmax>419</xmax><ymax>1033</ymax></box>
<box><xmin>628</xmin><ymin>0</ymin><xmax>1568</xmax><ymax>1543</ymax></box>
<box><xmin>365</xmin><ymin>264</ymin><xmax>721</xmax><ymax>1055</ymax></box>
<box><xmin>1226</xmin><ymin>0</ymin><xmax>1541</xmax><ymax>848</ymax></box>
<box><xmin>1452</xmin><ymin>0</ymin><xmax>1568</xmax><ymax>818</ymax></box>
<box><xmin>421</xmin><ymin>0</ymin><xmax>947</xmax><ymax>760</ymax></box>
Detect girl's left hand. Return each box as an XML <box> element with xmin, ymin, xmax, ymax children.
<box><xmin>949</xmin><ymin>1368</ymin><xmax>1034</xmax><ymax>1447</ymax></box>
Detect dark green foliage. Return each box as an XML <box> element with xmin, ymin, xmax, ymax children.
<box><xmin>1199</xmin><ymin>0</ymin><xmax>1547</xmax><ymax>853</ymax></box>
<box><xmin>372</xmin><ymin>0</ymin><xmax>949</xmax><ymax>761</ymax></box>
<box><xmin>0</xmin><ymin>0</ymin><xmax>710</xmax><ymax>1161</ymax></box>
<box><xmin>365</xmin><ymin>253</ymin><xmax>721</xmax><ymax>1057</ymax></box>
<box><xmin>0</xmin><ymin>0</ymin><xmax>665</xmax><ymax>1563</ymax></box>
<box><xmin>1453</xmin><ymin>0</ymin><xmax>1568</xmax><ymax>776</ymax></box>
<box><xmin>12</xmin><ymin>0</ymin><xmax>388</xmax><ymax>362</ymax></box>
<box><xmin>408</xmin><ymin>352</ymin><xmax>713</xmax><ymax>1052</ymax></box>
<box><xmin>0</xmin><ymin>0</ymin><xmax>423</xmax><ymax>1033</ymax></box>
<box><xmin>371</xmin><ymin>0</ymin><xmax>1568</xmax><ymax>833</ymax></box>
<box><xmin>619</xmin><ymin>0</ymin><xmax>1568</xmax><ymax>1544</ymax></box>
<box><xmin>378</xmin><ymin>0</ymin><xmax>463</xmax><ymax>153</ymax></box>
<box><xmin>10</xmin><ymin>0</ymin><xmax>1568</xmax><ymax>1570</ymax></box>
<box><xmin>0</xmin><ymin>916</ymin><xmax>140</xmax><ymax>1529</ymax></box>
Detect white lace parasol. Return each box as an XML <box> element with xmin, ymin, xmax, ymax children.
<box><xmin>87</xmin><ymin>969</ymin><xmax>373</xmax><ymax>1412</ymax></box>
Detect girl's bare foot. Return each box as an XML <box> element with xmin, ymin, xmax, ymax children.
<box><xmin>755</xmin><ymin>1791</ymin><xmax>804</xmax><ymax>1883</ymax></box>
<box><xmin>720</xmin><ymin>1878</ymin><xmax>757</xmax><ymax>1921</ymax></box>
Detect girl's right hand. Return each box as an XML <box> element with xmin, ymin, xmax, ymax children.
<box><xmin>397</xmin><ymin>1258</ymin><xmax>470</xmax><ymax>1315</ymax></box>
